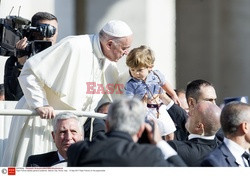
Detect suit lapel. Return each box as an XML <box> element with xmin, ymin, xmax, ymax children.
<box><xmin>49</xmin><ymin>151</ymin><xmax>60</xmax><ymax>166</ymax></box>
<box><xmin>221</xmin><ymin>144</ymin><xmax>239</xmax><ymax>167</ymax></box>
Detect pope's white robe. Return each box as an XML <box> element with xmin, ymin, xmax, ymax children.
<box><xmin>1</xmin><ymin>34</ymin><xmax>120</xmax><ymax>166</ymax></box>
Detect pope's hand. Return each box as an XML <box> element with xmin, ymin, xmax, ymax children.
<box><xmin>35</xmin><ymin>106</ymin><xmax>55</xmax><ymax>119</ymax></box>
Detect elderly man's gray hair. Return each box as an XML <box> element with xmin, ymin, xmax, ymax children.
<box><xmin>52</xmin><ymin>112</ymin><xmax>83</xmax><ymax>133</ymax></box>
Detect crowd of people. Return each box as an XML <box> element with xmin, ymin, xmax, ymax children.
<box><xmin>0</xmin><ymin>11</ymin><xmax>250</xmax><ymax>168</ymax></box>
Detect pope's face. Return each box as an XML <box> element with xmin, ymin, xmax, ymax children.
<box><xmin>106</xmin><ymin>35</ymin><xmax>133</xmax><ymax>62</ymax></box>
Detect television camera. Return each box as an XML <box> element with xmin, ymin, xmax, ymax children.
<box><xmin>0</xmin><ymin>15</ymin><xmax>56</xmax><ymax>57</ymax></box>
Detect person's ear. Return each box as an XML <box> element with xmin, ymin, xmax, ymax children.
<box><xmin>241</xmin><ymin>121</ymin><xmax>250</xmax><ymax>135</ymax></box>
<box><xmin>188</xmin><ymin>97</ymin><xmax>196</xmax><ymax>108</ymax></box>
<box><xmin>105</xmin><ymin>120</ymin><xmax>110</xmax><ymax>132</ymax></box>
<box><xmin>51</xmin><ymin>131</ymin><xmax>55</xmax><ymax>142</ymax></box>
<box><xmin>106</xmin><ymin>40</ymin><xmax>113</xmax><ymax>50</ymax></box>
<box><xmin>196</xmin><ymin>122</ymin><xmax>204</xmax><ymax>135</ymax></box>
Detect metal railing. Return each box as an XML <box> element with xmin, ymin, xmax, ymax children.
<box><xmin>0</xmin><ymin>109</ymin><xmax>107</xmax><ymax>119</ymax></box>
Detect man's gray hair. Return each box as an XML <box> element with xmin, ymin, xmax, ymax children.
<box><xmin>53</xmin><ymin>112</ymin><xmax>83</xmax><ymax>133</ymax></box>
<box><xmin>221</xmin><ymin>102</ymin><xmax>250</xmax><ymax>136</ymax></box>
<box><xmin>107</xmin><ymin>97</ymin><xmax>146</xmax><ymax>136</ymax></box>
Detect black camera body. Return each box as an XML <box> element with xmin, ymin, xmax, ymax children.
<box><xmin>0</xmin><ymin>15</ymin><xmax>55</xmax><ymax>57</ymax></box>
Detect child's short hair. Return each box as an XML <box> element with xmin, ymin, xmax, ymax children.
<box><xmin>126</xmin><ymin>45</ymin><xmax>155</xmax><ymax>68</ymax></box>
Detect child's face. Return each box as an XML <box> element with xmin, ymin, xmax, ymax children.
<box><xmin>130</xmin><ymin>67</ymin><xmax>150</xmax><ymax>81</ymax></box>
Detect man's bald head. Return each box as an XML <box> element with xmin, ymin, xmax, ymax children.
<box><xmin>186</xmin><ymin>101</ymin><xmax>221</xmax><ymax>136</ymax></box>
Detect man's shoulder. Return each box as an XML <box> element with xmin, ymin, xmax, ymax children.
<box><xmin>201</xmin><ymin>144</ymin><xmax>228</xmax><ymax>166</ymax></box>
<box><xmin>167</xmin><ymin>139</ymin><xmax>187</xmax><ymax>147</ymax></box>
<box><xmin>28</xmin><ymin>151</ymin><xmax>58</xmax><ymax>160</ymax></box>
<box><xmin>26</xmin><ymin>151</ymin><xmax>59</xmax><ymax>167</ymax></box>
<box><xmin>168</xmin><ymin>138</ymin><xmax>218</xmax><ymax>149</ymax></box>
<box><xmin>63</xmin><ymin>35</ymin><xmax>92</xmax><ymax>43</ymax></box>
<box><xmin>203</xmin><ymin>143</ymin><xmax>229</xmax><ymax>160</ymax></box>
<box><xmin>167</xmin><ymin>139</ymin><xmax>203</xmax><ymax>153</ymax></box>
<box><xmin>209</xmin><ymin>143</ymin><xmax>227</xmax><ymax>156</ymax></box>
<box><xmin>70</xmin><ymin>133</ymin><xmax>107</xmax><ymax>149</ymax></box>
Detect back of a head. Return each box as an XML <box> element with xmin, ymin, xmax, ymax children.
<box><xmin>220</xmin><ymin>102</ymin><xmax>250</xmax><ymax>137</ymax></box>
<box><xmin>107</xmin><ymin>97</ymin><xmax>146</xmax><ymax>136</ymax></box>
<box><xmin>31</xmin><ymin>12</ymin><xmax>57</xmax><ymax>27</ymax></box>
<box><xmin>175</xmin><ymin>89</ymin><xmax>186</xmax><ymax>97</ymax></box>
<box><xmin>126</xmin><ymin>45</ymin><xmax>155</xmax><ymax>69</ymax></box>
<box><xmin>199</xmin><ymin>101</ymin><xmax>221</xmax><ymax>136</ymax></box>
<box><xmin>186</xmin><ymin>79</ymin><xmax>213</xmax><ymax>100</ymax></box>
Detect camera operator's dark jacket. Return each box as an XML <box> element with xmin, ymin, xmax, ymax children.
<box><xmin>4</xmin><ymin>56</ymin><xmax>24</xmax><ymax>100</ymax></box>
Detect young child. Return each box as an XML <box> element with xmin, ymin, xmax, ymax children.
<box><xmin>125</xmin><ymin>45</ymin><xmax>178</xmax><ymax>140</ymax></box>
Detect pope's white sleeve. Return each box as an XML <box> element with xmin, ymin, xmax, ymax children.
<box><xmin>18</xmin><ymin>70</ymin><xmax>49</xmax><ymax>109</ymax></box>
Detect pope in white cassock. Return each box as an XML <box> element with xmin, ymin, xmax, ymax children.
<box><xmin>1</xmin><ymin>20</ymin><xmax>133</xmax><ymax>166</ymax></box>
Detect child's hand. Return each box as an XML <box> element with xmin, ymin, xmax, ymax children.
<box><xmin>159</xmin><ymin>93</ymin><xmax>172</xmax><ymax>105</ymax></box>
<box><xmin>172</xmin><ymin>95</ymin><xmax>181</xmax><ymax>107</ymax></box>
<box><xmin>141</xmin><ymin>94</ymin><xmax>148</xmax><ymax>105</ymax></box>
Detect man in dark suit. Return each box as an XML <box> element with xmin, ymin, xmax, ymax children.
<box><xmin>67</xmin><ymin>97</ymin><xmax>187</xmax><ymax>167</ymax></box>
<box><xmin>83</xmin><ymin>102</ymin><xmax>110</xmax><ymax>141</ymax></box>
<box><xmin>201</xmin><ymin>102</ymin><xmax>250</xmax><ymax>167</ymax></box>
<box><xmin>164</xmin><ymin>79</ymin><xmax>220</xmax><ymax>141</ymax></box>
<box><xmin>167</xmin><ymin>101</ymin><xmax>222</xmax><ymax>166</ymax></box>
<box><xmin>26</xmin><ymin>112</ymin><xmax>84</xmax><ymax>166</ymax></box>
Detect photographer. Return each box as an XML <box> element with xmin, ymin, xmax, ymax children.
<box><xmin>4</xmin><ymin>12</ymin><xmax>58</xmax><ymax>100</ymax></box>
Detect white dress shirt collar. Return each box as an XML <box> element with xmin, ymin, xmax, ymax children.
<box><xmin>188</xmin><ymin>133</ymin><xmax>215</xmax><ymax>140</ymax></box>
<box><xmin>57</xmin><ymin>151</ymin><xmax>65</xmax><ymax>161</ymax></box>
<box><xmin>224</xmin><ymin>137</ymin><xmax>249</xmax><ymax>167</ymax></box>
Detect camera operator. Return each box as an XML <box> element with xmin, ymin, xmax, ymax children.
<box><xmin>4</xmin><ymin>12</ymin><xmax>58</xmax><ymax>100</ymax></box>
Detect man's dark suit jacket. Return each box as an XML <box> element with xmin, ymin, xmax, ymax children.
<box><xmin>168</xmin><ymin>137</ymin><xmax>221</xmax><ymax>166</ymax></box>
<box><xmin>67</xmin><ymin>131</ymin><xmax>186</xmax><ymax>167</ymax></box>
<box><xmin>84</xmin><ymin>117</ymin><xmax>106</xmax><ymax>140</ymax></box>
<box><xmin>26</xmin><ymin>151</ymin><xmax>60</xmax><ymax>167</ymax></box>
<box><xmin>167</xmin><ymin>104</ymin><xmax>189</xmax><ymax>141</ymax></box>
<box><xmin>201</xmin><ymin>143</ymin><xmax>239</xmax><ymax>167</ymax></box>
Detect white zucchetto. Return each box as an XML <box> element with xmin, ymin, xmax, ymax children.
<box><xmin>102</xmin><ymin>20</ymin><xmax>133</xmax><ymax>37</ymax></box>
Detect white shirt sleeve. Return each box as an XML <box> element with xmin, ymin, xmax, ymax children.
<box><xmin>165</xmin><ymin>100</ymin><xmax>174</xmax><ymax>110</ymax></box>
<box><xmin>156</xmin><ymin>140</ymin><xmax>177</xmax><ymax>159</ymax></box>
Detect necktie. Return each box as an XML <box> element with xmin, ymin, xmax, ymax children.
<box><xmin>242</xmin><ymin>152</ymin><xmax>250</xmax><ymax>167</ymax></box>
